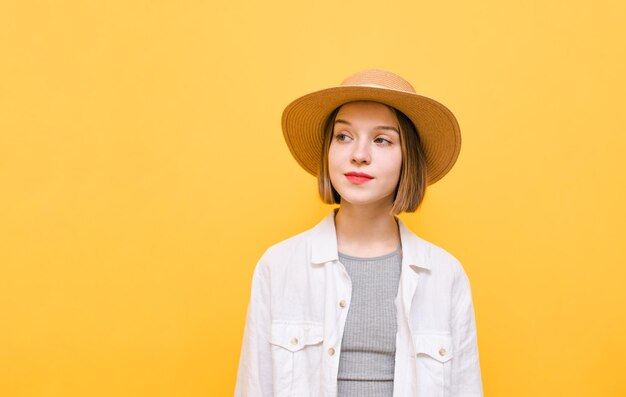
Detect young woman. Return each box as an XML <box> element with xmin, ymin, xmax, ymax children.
<box><xmin>235</xmin><ymin>70</ymin><xmax>483</xmax><ymax>397</ymax></box>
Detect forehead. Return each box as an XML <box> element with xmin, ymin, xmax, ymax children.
<box><xmin>335</xmin><ymin>101</ymin><xmax>398</xmax><ymax>125</ymax></box>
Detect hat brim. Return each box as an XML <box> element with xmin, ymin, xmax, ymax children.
<box><xmin>281</xmin><ymin>85</ymin><xmax>461</xmax><ymax>185</ymax></box>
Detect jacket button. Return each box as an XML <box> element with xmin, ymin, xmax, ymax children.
<box><xmin>439</xmin><ymin>348</ymin><xmax>447</xmax><ymax>357</ymax></box>
<box><xmin>328</xmin><ymin>347</ymin><xmax>335</xmax><ymax>356</ymax></box>
<box><xmin>290</xmin><ymin>338</ymin><xmax>298</xmax><ymax>345</ymax></box>
<box><xmin>339</xmin><ymin>300</ymin><xmax>347</xmax><ymax>308</ymax></box>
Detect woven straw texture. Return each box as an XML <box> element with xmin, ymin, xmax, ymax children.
<box><xmin>281</xmin><ymin>70</ymin><xmax>461</xmax><ymax>185</ymax></box>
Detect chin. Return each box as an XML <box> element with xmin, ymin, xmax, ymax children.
<box><xmin>339</xmin><ymin>195</ymin><xmax>394</xmax><ymax>208</ymax></box>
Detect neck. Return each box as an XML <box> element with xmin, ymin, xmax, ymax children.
<box><xmin>334</xmin><ymin>201</ymin><xmax>400</xmax><ymax>258</ymax></box>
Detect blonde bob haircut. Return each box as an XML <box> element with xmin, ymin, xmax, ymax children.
<box><xmin>318</xmin><ymin>103</ymin><xmax>428</xmax><ymax>215</ymax></box>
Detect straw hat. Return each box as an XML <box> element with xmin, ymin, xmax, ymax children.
<box><xmin>281</xmin><ymin>69</ymin><xmax>461</xmax><ymax>185</ymax></box>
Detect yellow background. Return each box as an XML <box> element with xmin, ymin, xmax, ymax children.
<box><xmin>1</xmin><ymin>0</ymin><xmax>625</xmax><ymax>395</ymax></box>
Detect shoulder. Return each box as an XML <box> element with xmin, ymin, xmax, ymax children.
<box><xmin>251</xmin><ymin>220</ymin><xmax>327</xmax><ymax>292</ymax></box>
<box><xmin>259</xmin><ymin>228</ymin><xmax>313</xmax><ymax>264</ymax></box>
<box><xmin>399</xmin><ymin>220</ymin><xmax>467</xmax><ymax>278</ymax></box>
<box><xmin>427</xmin><ymin>238</ymin><xmax>465</xmax><ymax>275</ymax></box>
<box><xmin>249</xmin><ymin>230</ymin><xmax>311</xmax><ymax>287</ymax></box>
<box><xmin>256</xmin><ymin>211</ymin><xmax>336</xmax><ymax>269</ymax></box>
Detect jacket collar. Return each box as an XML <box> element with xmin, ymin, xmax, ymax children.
<box><xmin>310</xmin><ymin>210</ymin><xmax>431</xmax><ymax>271</ymax></box>
<box><xmin>310</xmin><ymin>211</ymin><xmax>340</xmax><ymax>265</ymax></box>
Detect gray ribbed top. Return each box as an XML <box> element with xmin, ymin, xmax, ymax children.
<box><xmin>337</xmin><ymin>245</ymin><xmax>402</xmax><ymax>397</ymax></box>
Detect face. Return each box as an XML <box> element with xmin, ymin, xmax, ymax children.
<box><xmin>328</xmin><ymin>101</ymin><xmax>402</xmax><ymax>208</ymax></box>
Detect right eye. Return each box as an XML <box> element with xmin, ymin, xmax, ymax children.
<box><xmin>334</xmin><ymin>133</ymin><xmax>351</xmax><ymax>142</ymax></box>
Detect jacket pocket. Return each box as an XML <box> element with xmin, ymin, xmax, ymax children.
<box><xmin>413</xmin><ymin>333</ymin><xmax>454</xmax><ymax>397</ymax></box>
<box><xmin>269</xmin><ymin>321</ymin><xmax>324</xmax><ymax>397</ymax></box>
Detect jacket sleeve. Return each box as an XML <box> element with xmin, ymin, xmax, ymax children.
<box><xmin>235</xmin><ymin>258</ymin><xmax>272</xmax><ymax>396</ymax></box>
<box><xmin>450</xmin><ymin>267</ymin><xmax>484</xmax><ymax>396</ymax></box>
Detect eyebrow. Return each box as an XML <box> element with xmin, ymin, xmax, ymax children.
<box><xmin>334</xmin><ymin>119</ymin><xmax>400</xmax><ymax>134</ymax></box>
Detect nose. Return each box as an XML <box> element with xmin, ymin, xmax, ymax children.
<box><xmin>351</xmin><ymin>141</ymin><xmax>371</xmax><ymax>165</ymax></box>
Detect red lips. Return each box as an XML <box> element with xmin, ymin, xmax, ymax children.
<box><xmin>345</xmin><ymin>172</ymin><xmax>374</xmax><ymax>184</ymax></box>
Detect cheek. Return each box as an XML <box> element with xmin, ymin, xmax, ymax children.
<box><xmin>394</xmin><ymin>155</ymin><xmax>403</xmax><ymax>177</ymax></box>
<box><xmin>385</xmin><ymin>153</ymin><xmax>403</xmax><ymax>191</ymax></box>
<box><xmin>327</xmin><ymin>145</ymin><xmax>343</xmax><ymax>173</ymax></box>
<box><xmin>383</xmin><ymin>150</ymin><xmax>403</xmax><ymax>178</ymax></box>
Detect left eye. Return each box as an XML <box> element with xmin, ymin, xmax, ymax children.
<box><xmin>374</xmin><ymin>137</ymin><xmax>391</xmax><ymax>144</ymax></box>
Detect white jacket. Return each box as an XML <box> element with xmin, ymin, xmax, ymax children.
<box><xmin>235</xmin><ymin>211</ymin><xmax>483</xmax><ymax>397</ymax></box>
